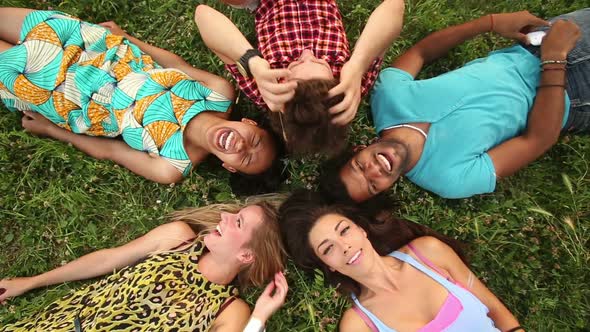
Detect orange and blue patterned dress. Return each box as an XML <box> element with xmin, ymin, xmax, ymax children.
<box><xmin>0</xmin><ymin>11</ymin><xmax>232</xmax><ymax>176</ymax></box>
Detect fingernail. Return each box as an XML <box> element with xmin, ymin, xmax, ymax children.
<box><xmin>0</xmin><ymin>288</ymin><xmax>5</xmax><ymax>295</ymax></box>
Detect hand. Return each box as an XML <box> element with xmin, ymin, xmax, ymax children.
<box><xmin>99</xmin><ymin>21</ymin><xmax>128</xmax><ymax>37</ymax></box>
<box><xmin>21</xmin><ymin>111</ymin><xmax>59</xmax><ymax>137</ymax></box>
<box><xmin>328</xmin><ymin>59</ymin><xmax>364</xmax><ymax>125</ymax></box>
<box><xmin>249</xmin><ymin>57</ymin><xmax>297</xmax><ymax>112</ymax></box>
<box><xmin>541</xmin><ymin>20</ymin><xmax>581</xmax><ymax>61</ymax></box>
<box><xmin>251</xmin><ymin>271</ymin><xmax>288</xmax><ymax>323</ymax></box>
<box><xmin>0</xmin><ymin>277</ymin><xmax>35</xmax><ymax>304</ymax></box>
<box><xmin>491</xmin><ymin>11</ymin><xmax>550</xmax><ymax>44</ymax></box>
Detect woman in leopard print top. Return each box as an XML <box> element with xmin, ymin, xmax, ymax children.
<box><xmin>0</xmin><ymin>202</ymin><xmax>287</xmax><ymax>331</ymax></box>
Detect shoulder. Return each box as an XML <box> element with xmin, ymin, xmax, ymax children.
<box><xmin>151</xmin><ymin>221</ymin><xmax>197</xmax><ymax>251</ymax></box>
<box><xmin>339</xmin><ymin>307</ymin><xmax>373</xmax><ymax>332</ymax></box>
<box><xmin>212</xmin><ymin>298</ymin><xmax>251</xmax><ymax>330</ymax></box>
<box><xmin>406</xmin><ymin>236</ymin><xmax>462</xmax><ymax>271</ymax></box>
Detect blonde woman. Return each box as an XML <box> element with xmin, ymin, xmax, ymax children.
<box><xmin>0</xmin><ymin>202</ymin><xmax>287</xmax><ymax>331</ymax></box>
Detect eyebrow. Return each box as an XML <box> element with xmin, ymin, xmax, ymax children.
<box><xmin>350</xmin><ymin>160</ymin><xmax>372</xmax><ymax>197</ymax></box>
<box><xmin>316</xmin><ymin>220</ymin><xmax>345</xmax><ymax>251</ymax></box>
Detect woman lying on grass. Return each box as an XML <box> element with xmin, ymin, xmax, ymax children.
<box><xmin>0</xmin><ymin>8</ymin><xmax>277</xmax><ymax>183</ymax></box>
<box><xmin>0</xmin><ymin>202</ymin><xmax>287</xmax><ymax>331</ymax></box>
<box><xmin>279</xmin><ymin>190</ymin><xmax>523</xmax><ymax>332</ymax></box>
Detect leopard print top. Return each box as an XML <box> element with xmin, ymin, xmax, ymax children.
<box><xmin>2</xmin><ymin>240</ymin><xmax>238</xmax><ymax>332</ymax></box>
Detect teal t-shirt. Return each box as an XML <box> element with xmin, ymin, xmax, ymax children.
<box><xmin>371</xmin><ymin>45</ymin><xmax>570</xmax><ymax>199</ymax></box>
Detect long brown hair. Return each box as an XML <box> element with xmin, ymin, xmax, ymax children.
<box><xmin>279</xmin><ymin>190</ymin><xmax>467</xmax><ymax>295</ymax></box>
<box><xmin>169</xmin><ymin>198</ymin><xmax>286</xmax><ymax>288</ymax></box>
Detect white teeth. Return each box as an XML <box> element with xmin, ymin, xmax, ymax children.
<box><xmin>218</xmin><ymin>132</ymin><xmax>227</xmax><ymax>150</ymax></box>
<box><xmin>224</xmin><ymin>132</ymin><xmax>234</xmax><ymax>150</ymax></box>
<box><xmin>216</xmin><ymin>225</ymin><xmax>223</xmax><ymax>236</ymax></box>
<box><xmin>377</xmin><ymin>154</ymin><xmax>392</xmax><ymax>172</ymax></box>
<box><xmin>347</xmin><ymin>250</ymin><xmax>361</xmax><ymax>265</ymax></box>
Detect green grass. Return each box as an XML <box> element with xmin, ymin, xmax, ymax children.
<box><xmin>1</xmin><ymin>0</ymin><xmax>589</xmax><ymax>330</ymax></box>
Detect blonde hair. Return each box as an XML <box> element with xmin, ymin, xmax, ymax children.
<box><xmin>167</xmin><ymin>194</ymin><xmax>287</xmax><ymax>288</ymax></box>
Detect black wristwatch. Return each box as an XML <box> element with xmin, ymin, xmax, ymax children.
<box><xmin>237</xmin><ymin>49</ymin><xmax>263</xmax><ymax>78</ymax></box>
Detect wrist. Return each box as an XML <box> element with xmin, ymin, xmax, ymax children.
<box><xmin>244</xmin><ymin>316</ymin><xmax>265</xmax><ymax>332</ymax></box>
<box><xmin>541</xmin><ymin>50</ymin><xmax>568</xmax><ymax>62</ymax></box>
<box><xmin>250</xmin><ymin>308</ymin><xmax>270</xmax><ymax>323</ymax></box>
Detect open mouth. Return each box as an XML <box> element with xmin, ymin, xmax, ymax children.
<box><xmin>216</xmin><ymin>129</ymin><xmax>236</xmax><ymax>151</ymax></box>
<box><xmin>347</xmin><ymin>249</ymin><xmax>362</xmax><ymax>265</ymax></box>
<box><xmin>376</xmin><ymin>153</ymin><xmax>393</xmax><ymax>173</ymax></box>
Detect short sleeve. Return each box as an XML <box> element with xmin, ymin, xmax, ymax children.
<box><xmin>430</xmin><ymin>153</ymin><xmax>497</xmax><ymax>199</ymax></box>
<box><xmin>226</xmin><ymin>63</ymin><xmax>267</xmax><ymax>109</ymax></box>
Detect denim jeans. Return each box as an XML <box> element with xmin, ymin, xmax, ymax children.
<box><xmin>524</xmin><ymin>8</ymin><xmax>590</xmax><ymax>134</ymax></box>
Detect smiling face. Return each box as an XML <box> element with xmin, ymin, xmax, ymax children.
<box><xmin>203</xmin><ymin>205</ymin><xmax>265</xmax><ymax>263</ymax></box>
<box><xmin>206</xmin><ymin>118</ymin><xmax>277</xmax><ymax>174</ymax></box>
<box><xmin>287</xmin><ymin>49</ymin><xmax>334</xmax><ymax>81</ymax></box>
<box><xmin>308</xmin><ymin>213</ymin><xmax>371</xmax><ymax>275</ymax></box>
<box><xmin>339</xmin><ymin>139</ymin><xmax>410</xmax><ymax>202</ymax></box>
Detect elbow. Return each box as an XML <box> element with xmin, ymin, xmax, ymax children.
<box><xmin>194</xmin><ymin>4</ymin><xmax>212</xmax><ymax>26</ymax></box>
<box><xmin>156</xmin><ymin>170</ymin><xmax>184</xmax><ymax>185</ymax></box>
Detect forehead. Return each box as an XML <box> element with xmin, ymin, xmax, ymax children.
<box><xmin>290</xmin><ymin>62</ymin><xmax>333</xmax><ymax>81</ymax></box>
<box><xmin>308</xmin><ymin>213</ymin><xmax>345</xmax><ymax>245</ymax></box>
<box><xmin>240</xmin><ymin>205</ymin><xmax>264</xmax><ymax>228</ymax></box>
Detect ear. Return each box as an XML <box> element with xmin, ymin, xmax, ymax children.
<box><xmin>222</xmin><ymin>163</ymin><xmax>237</xmax><ymax>173</ymax></box>
<box><xmin>237</xmin><ymin>249</ymin><xmax>255</xmax><ymax>265</ymax></box>
<box><xmin>241</xmin><ymin>118</ymin><xmax>258</xmax><ymax>126</ymax></box>
<box><xmin>352</xmin><ymin>145</ymin><xmax>367</xmax><ymax>153</ymax></box>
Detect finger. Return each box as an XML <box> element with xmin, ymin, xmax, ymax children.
<box><xmin>331</xmin><ymin>107</ymin><xmax>355</xmax><ymax>125</ymax></box>
<box><xmin>514</xmin><ymin>32</ymin><xmax>529</xmax><ymax>44</ymax></box>
<box><xmin>261</xmin><ymin>89</ymin><xmax>295</xmax><ymax>105</ymax></box>
<box><xmin>327</xmin><ymin>83</ymin><xmax>346</xmax><ymax>98</ymax></box>
<box><xmin>329</xmin><ymin>98</ymin><xmax>350</xmax><ymax>114</ymax></box>
<box><xmin>529</xmin><ymin>16</ymin><xmax>550</xmax><ymax>27</ymax></box>
<box><xmin>259</xmin><ymin>80</ymin><xmax>297</xmax><ymax>95</ymax></box>
<box><xmin>262</xmin><ymin>281</ymin><xmax>276</xmax><ymax>296</ymax></box>
<box><xmin>264</xmin><ymin>68</ymin><xmax>293</xmax><ymax>81</ymax></box>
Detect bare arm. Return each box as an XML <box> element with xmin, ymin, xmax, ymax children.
<box><xmin>329</xmin><ymin>0</ymin><xmax>405</xmax><ymax>124</ymax></box>
<box><xmin>393</xmin><ymin>11</ymin><xmax>549</xmax><ymax>78</ymax></box>
<box><xmin>0</xmin><ymin>222</ymin><xmax>196</xmax><ymax>304</ymax></box>
<box><xmin>410</xmin><ymin>236</ymin><xmax>521</xmax><ymax>331</ymax></box>
<box><xmin>194</xmin><ymin>5</ymin><xmax>297</xmax><ymax>112</ymax></box>
<box><xmin>21</xmin><ymin>111</ymin><xmax>183</xmax><ymax>184</ymax></box>
<box><xmin>488</xmin><ymin>20</ymin><xmax>580</xmax><ymax>178</ymax></box>
<box><xmin>99</xmin><ymin>21</ymin><xmax>235</xmax><ymax>99</ymax></box>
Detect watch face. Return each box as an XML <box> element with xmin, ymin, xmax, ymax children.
<box><xmin>236</xmin><ymin>62</ymin><xmax>248</xmax><ymax>78</ymax></box>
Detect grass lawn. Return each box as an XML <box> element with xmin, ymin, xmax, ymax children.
<box><xmin>1</xmin><ymin>0</ymin><xmax>589</xmax><ymax>330</ymax></box>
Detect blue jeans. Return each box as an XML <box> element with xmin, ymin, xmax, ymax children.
<box><xmin>525</xmin><ymin>8</ymin><xmax>590</xmax><ymax>134</ymax></box>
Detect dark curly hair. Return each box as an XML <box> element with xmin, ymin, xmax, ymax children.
<box><xmin>278</xmin><ymin>189</ymin><xmax>467</xmax><ymax>295</ymax></box>
<box><xmin>269</xmin><ymin>79</ymin><xmax>347</xmax><ymax>157</ymax></box>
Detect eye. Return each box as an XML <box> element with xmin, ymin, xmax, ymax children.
<box><xmin>322</xmin><ymin>244</ymin><xmax>333</xmax><ymax>256</ymax></box>
<box><xmin>370</xmin><ymin>182</ymin><xmax>378</xmax><ymax>192</ymax></box>
<box><xmin>340</xmin><ymin>226</ymin><xmax>350</xmax><ymax>236</ymax></box>
<box><xmin>236</xmin><ymin>217</ymin><xmax>242</xmax><ymax>228</ymax></box>
<box><xmin>355</xmin><ymin>160</ymin><xmax>363</xmax><ymax>171</ymax></box>
<box><xmin>255</xmin><ymin>137</ymin><xmax>261</xmax><ymax>148</ymax></box>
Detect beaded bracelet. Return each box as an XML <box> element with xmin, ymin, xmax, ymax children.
<box><xmin>489</xmin><ymin>14</ymin><xmax>495</xmax><ymax>32</ymax></box>
<box><xmin>540</xmin><ymin>60</ymin><xmax>567</xmax><ymax>66</ymax></box>
<box><xmin>541</xmin><ymin>67</ymin><xmax>566</xmax><ymax>72</ymax></box>
<box><xmin>505</xmin><ymin>326</ymin><xmax>525</xmax><ymax>332</ymax></box>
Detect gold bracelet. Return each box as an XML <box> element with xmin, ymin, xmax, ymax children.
<box><xmin>540</xmin><ymin>60</ymin><xmax>567</xmax><ymax>66</ymax></box>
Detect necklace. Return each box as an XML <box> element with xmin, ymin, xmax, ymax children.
<box><xmin>385</xmin><ymin>124</ymin><xmax>428</xmax><ymax>139</ymax></box>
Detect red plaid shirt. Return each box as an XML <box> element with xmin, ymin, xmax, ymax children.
<box><xmin>227</xmin><ymin>0</ymin><xmax>383</xmax><ymax>109</ymax></box>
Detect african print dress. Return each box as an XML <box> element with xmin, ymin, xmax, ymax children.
<box><xmin>1</xmin><ymin>241</ymin><xmax>239</xmax><ymax>332</ymax></box>
<box><xmin>0</xmin><ymin>11</ymin><xmax>232</xmax><ymax>176</ymax></box>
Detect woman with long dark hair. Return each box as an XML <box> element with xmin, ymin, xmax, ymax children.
<box><xmin>279</xmin><ymin>190</ymin><xmax>523</xmax><ymax>332</ymax></box>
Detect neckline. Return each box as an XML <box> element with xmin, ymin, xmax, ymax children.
<box><xmin>352</xmin><ymin>250</ymin><xmax>458</xmax><ymax>332</ymax></box>
<box><xmin>387</xmin><ymin>124</ymin><xmax>428</xmax><ymax>139</ymax></box>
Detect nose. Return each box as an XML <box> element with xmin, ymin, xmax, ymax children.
<box><xmin>343</xmin><ymin>243</ymin><xmax>352</xmax><ymax>255</ymax></box>
<box><xmin>234</xmin><ymin>137</ymin><xmax>245</xmax><ymax>152</ymax></box>
<box><xmin>364</xmin><ymin>160</ymin><xmax>381</xmax><ymax>178</ymax></box>
<box><xmin>299</xmin><ymin>49</ymin><xmax>315</xmax><ymax>61</ymax></box>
